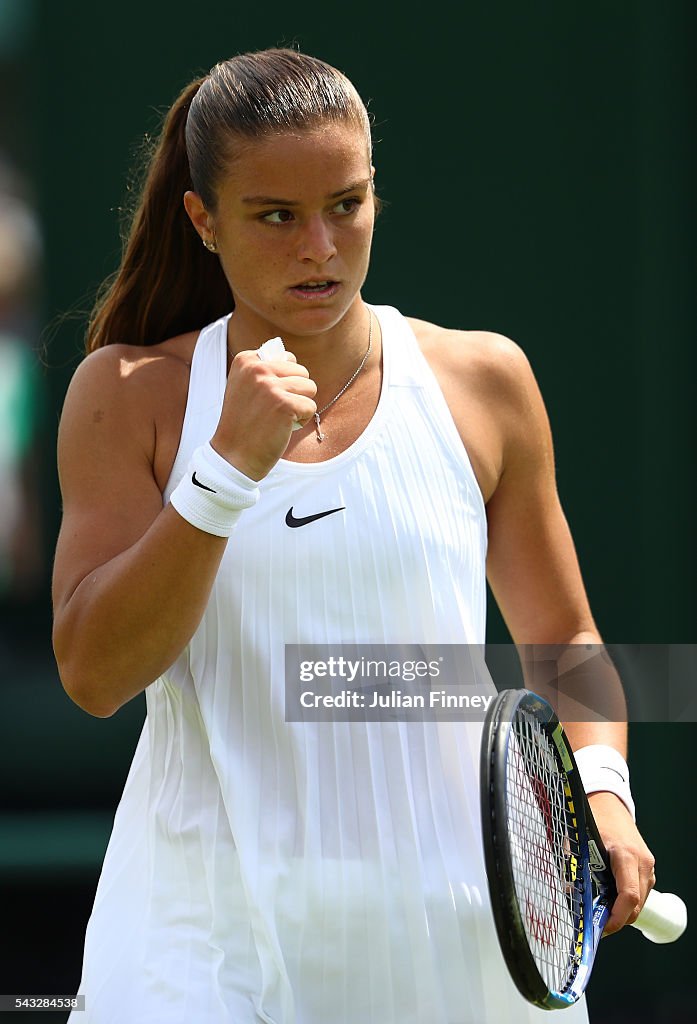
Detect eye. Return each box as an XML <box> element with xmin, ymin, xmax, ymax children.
<box><xmin>333</xmin><ymin>197</ymin><xmax>362</xmax><ymax>215</ymax></box>
<box><xmin>261</xmin><ymin>209</ymin><xmax>294</xmax><ymax>225</ymax></box>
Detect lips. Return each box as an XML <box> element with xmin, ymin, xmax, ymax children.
<box><xmin>289</xmin><ymin>280</ymin><xmax>340</xmax><ymax>300</ymax></box>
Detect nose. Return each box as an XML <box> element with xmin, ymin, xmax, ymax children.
<box><xmin>296</xmin><ymin>214</ymin><xmax>337</xmax><ymax>264</ymax></box>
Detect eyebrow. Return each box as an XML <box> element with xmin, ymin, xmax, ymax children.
<box><xmin>241</xmin><ymin>178</ymin><xmax>372</xmax><ymax>206</ymax></box>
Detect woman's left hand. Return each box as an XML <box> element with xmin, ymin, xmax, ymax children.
<box><xmin>587</xmin><ymin>790</ymin><xmax>656</xmax><ymax>936</ymax></box>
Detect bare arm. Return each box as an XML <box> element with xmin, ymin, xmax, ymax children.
<box><xmin>482</xmin><ymin>335</ymin><xmax>655</xmax><ymax>933</ymax></box>
<box><xmin>52</xmin><ymin>347</ymin><xmax>229</xmax><ymax>716</ymax></box>
<box><xmin>53</xmin><ymin>343</ymin><xmax>316</xmax><ymax>717</ymax></box>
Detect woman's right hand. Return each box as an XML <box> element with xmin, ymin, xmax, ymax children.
<box><xmin>211</xmin><ymin>350</ymin><xmax>317</xmax><ymax>480</ymax></box>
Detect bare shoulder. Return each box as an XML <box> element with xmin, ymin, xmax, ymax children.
<box><xmin>59</xmin><ymin>331</ymin><xmax>198</xmax><ymax>491</ymax></box>
<box><xmin>405</xmin><ymin>316</ymin><xmax>536</xmax><ymax>400</ymax></box>
<box><xmin>404</xmin><ymin>317</ymin><xmax>547</xmax><ymax>502</ymax></box>
<box><xmin>63</xmin><ymin>333</ymin><xmax>195</xmax><ymax>413</ymax></box>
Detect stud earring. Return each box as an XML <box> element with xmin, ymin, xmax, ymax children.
<box><xmin>203</xmin><ymin>237</ymin><xmax>218</xmax><ymax>253</ymax></box>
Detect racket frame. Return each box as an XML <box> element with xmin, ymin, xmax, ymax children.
<box><xmin>480</xmin><ymin>688</ymin><xmax>615</xmax><ymax>1010</ymax></box>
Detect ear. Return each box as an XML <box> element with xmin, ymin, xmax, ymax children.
<box><xmin>183</xmin><ymin>191</ymin><xmax>215</xmax><ymax>245</ymax></box>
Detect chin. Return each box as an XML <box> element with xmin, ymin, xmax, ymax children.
<box><xmin>283</xmin><ymin>297</ymin><xmax>358</xmax><ymax>333</ymax></box>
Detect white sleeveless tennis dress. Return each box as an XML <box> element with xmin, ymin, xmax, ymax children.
<box><xmin>71</xmin><ymin>305</ymin><xmax>588</xmax><ymax>1023</ymax></box>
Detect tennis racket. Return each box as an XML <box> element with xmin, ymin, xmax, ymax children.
<box><xmin>480</xmin><ymin>688</ymin><xmax>687</xmax><ymax>1010</ymax></box>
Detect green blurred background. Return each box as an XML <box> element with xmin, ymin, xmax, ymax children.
<box><xmin>0</xmin><ymin>1</ymin><xmax>694</xmax><ymax>1021</ymax></box>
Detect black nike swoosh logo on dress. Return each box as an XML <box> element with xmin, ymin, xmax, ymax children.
<box><xmin>285</xmin><ymin>506</ymin><xmax>345</xmax><ymax>528</ymax></box>
<box><xmin>192</xmin><ymin>472</ymin><xmax>216</xmax><ymax>493</ymax></box>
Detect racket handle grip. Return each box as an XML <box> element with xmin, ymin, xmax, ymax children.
<box><xmin>632</xmin><ymin>889</ymin><xmax>687</xmax><ymax>943</ymax></box>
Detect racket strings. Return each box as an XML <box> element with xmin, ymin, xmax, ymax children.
<box><xmin>505</xmin><ymin>711</ymin><xmax>583</xmax><ymax>995</ymax></box>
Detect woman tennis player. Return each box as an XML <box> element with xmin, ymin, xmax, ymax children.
<box><xmin>53</xmin><ymin>48</ymin><xmax>655</xmax><ymax>1023</ymax></box>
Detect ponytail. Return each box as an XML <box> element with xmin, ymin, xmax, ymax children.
<box><xmin>85</xmin><ymin>78</ymin><xmax>233</xmax><ymax>352</ymax></box>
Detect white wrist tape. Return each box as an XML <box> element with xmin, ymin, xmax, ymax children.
<box><xmin>169</xmin><ymin>442</ymin><xmax>260</xmax><ymax>537</ymax></box>
<box><xmin>574</xmin><ymin>744</ymin><xmax>636</xmax><ymax>821</ymax></box>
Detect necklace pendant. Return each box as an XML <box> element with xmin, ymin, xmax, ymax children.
<box><xmin>311</xmin><ymin>310</ymin><xmax>372</xmax><ymax>445</ymax></box>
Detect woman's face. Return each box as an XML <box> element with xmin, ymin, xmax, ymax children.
<box><xmin>200</xmin><ymin>123</ymin><xmax>375</xmax><ymax>342</ymax></box>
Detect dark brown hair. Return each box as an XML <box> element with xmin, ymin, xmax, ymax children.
<box><xmin>86</xmin><ymin>48</ymin><xmax>375</xmax><ymax>352</ymax></box>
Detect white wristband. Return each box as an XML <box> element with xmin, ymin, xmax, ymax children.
<box><xmin>574</xmin><ymin>744</ymin><xmax>636</xmax><ymax>821</ymax></box>
<box><xmin>169</xmin><ymin>443</ymin><xmax>260</xmax><ymax>537</ymax></box>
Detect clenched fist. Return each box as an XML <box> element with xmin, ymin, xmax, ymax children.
<box><xmin>210</xmin><ymin>344</ymin><xmax>317</xmax><ymax>481</ymax></box>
